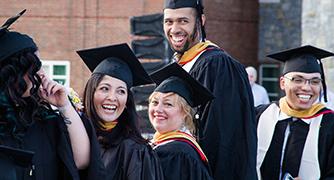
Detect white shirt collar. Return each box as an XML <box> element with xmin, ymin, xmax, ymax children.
<box><xmin>278</xmin><ymin>110</ymin><xmax>311</xmax><ymax>124</ymax></box>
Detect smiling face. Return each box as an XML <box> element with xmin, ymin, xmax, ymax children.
<box><xmin>163</xmin><ymin>7</ymin><xmax>201</xmax><ymax>54</ymax></box>
<box><xmin>93</xmin><ymin>75</ymin><xmax>128</xmax><ymax>122</ymax></box>
<box><xmin>280</xmin><ymin>72</ymin><xmax>322</xmax><ymax>110</ymax></box>
<box><xmin>148</xmin><ymin>92</ymin><xmax>185</xmax><ymax>134</ymax></box>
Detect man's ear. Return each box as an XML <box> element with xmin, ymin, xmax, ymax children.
<box><xmin>279</xmin><ymin>76</ymin><xmax>285</xmax><ymax>90</ymax></box>
<box><xmin>201</xmin><ymin>14</ymin><xmax>206</xmax><ymax>26</ymax></box>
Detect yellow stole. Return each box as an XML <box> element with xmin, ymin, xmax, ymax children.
<box><xmin>153</xmin><ymin>131</ymin><xmax>208</xmax><ymax>163</ymax></box>
<box><xmin>177</xmin><ymin>41</ymin><xmax>218</xmax><ymax>65</ymax></box>
<box><xmin>279</xmin><ymin>97</ymin><xmax>326</xmax><ymax>119</ymax></box>
<box><xmin>98</xmin><ymin>120</ymin><xmax>118</xmax><ymax>131</ymax></box>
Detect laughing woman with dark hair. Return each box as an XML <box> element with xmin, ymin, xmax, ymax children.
<box><xmin>78</xmin><ymin>43</ymin><xmax>163</xmax><ymax>180</ymax></box>
<box><xmin>0</xmin><ymin>10</ymin><xmax>91</xmax><ymax>179</ymax></box>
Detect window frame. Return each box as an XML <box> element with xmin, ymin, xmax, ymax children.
<box><xmin>41</xmin><ymin>60</ymin><xmax>70</xmax><ymax>87</ymax></box>
<box><xmin>259</xmin><ymin>63</ymin><xmax>281</xmax><ymax>101</ymax></box>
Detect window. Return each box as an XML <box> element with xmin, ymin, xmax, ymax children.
<box><xmin>259</xmin><ymin>64</ymin><xmax>281</xmax><ymax>101</ymax></box>
<box><xmin>41</xmin><ymin>60</ymin><xmax>70</xmax><ymax>87</ymax></box>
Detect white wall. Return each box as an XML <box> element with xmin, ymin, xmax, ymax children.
<box><xmin>302</xmin><ymin>0</ymin><xmax>334</xmax><ymax>91</ymax></box>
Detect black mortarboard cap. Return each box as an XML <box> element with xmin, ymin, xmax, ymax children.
<box><xmin>0</xmin><ymin>145</ymin><xmax>34</xmax><ymax>168</ymax></box>
<box><xmin>267</xmin><ymin>45</ymin><xmax>334</xmax><ymax>74</ymax></box>
<box><xmin>164</xmin><ymin>0</ymin><xmax>206</xmax><ymax>42</ymax></box>
<box><xmin>267</xmin><ymin>45</ymin><xmax>334</xmax><ymax>102</ymax></box>
<box><xmin>164</xmin><ymin>0</ymin><xmax>203</xmax><ymax>10</ymax></box>
<box><xmin>150</xmin><ymin>62</ymin><xmax>213</xmax><ymax>107</ymax></box>
<box><xmin>0</xmin><ymin>9</ymin><xmax>37</xmax><ymax>61</ymax></box>
<box><xmin>77</xmin><ymin>43</ymin><xmax>152</xmax><ymax>88</ymax></box>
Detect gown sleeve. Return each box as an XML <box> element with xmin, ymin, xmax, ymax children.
<box><xmin>55</xmin><ymin>113</ymin><xmax>81</xmax><ymax>180</ymax></box>
<box><xmin>79</xmin><ymin>115</ymin><xmax>106</xmax><ymax>180</ymax></box>
<box><xmin>318</xmin><ymin>112</ymin><xmax>334</xmax><ymax>179</ymax></box>
<box><xmin>55</xmin><ymin>112</ymin><xmax>106</xmax><ymax>180</ymax></box>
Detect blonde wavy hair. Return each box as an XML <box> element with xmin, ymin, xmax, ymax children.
<box><xmin>149</xmin><ymin>92</ymin><xmax>195</xmax><ymax>133</ymax></box>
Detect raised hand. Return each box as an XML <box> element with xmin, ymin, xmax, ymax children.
<box><xmin>38</xmin><ymin>69</ymin><xmax>70</xmax><ymax>108</ymax></box>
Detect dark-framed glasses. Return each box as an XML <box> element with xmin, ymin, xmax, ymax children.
<box><xmin>284</xmin><ymin>76</ymin><xmax>322</xmax><ymax>86</ymax></box>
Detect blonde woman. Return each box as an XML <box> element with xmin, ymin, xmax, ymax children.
<box><xmin>149</xmin><ymin>63</ymin><xmax>214</xmax><ymax>180</ymax></box>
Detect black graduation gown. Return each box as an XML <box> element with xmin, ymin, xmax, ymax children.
<box><xmin>256</xmin><ymin>104</ymin><xmax>334</xmax><ymax>179</ymax></box>
<box><xmin>0</xmin><ymin>153</ymin><xmax>18</xmax><ymax>180</ymax></box>
<box><xmin>98</xmin><ymin>125</ymin><xmax>164</xmax><ymax>180</ymax></box>
<box><xmin>0</xmin><ymin>145</ymin><xmax>34</xmax><ymax>180</ymax></box>
<box><xmin>317</xmin><ymin>111</ymin><xmax>334</xmax><ymax>179</ymax></box>
<box><xmin>79</xmin><ymin>115</ymin><xmax>106</xmax><ymax>180</ymax></box>
<box><xmin>0</xmin><ymin>107</ymin><xmax>79</xmax><ymax>180</ymax></box>
<box><xmin>154</xmin><ymin>140</ymin><xmax>213</xmax><ymax>180</ymax></box>
<box><xmin>187</xmin><ymin>46</ymin><xmax>257</xmax><ymax>179</ymax></box>
<box><xmin>0</xmin><ymin>101</ymin><xmax>105</xmax><ymax>180</ymax></box>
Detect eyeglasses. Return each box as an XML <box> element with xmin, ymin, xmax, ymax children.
<box><xmin>284</xmin><ymin>76</ymin><xmax>322</xmax><ymax>86</ymax></box>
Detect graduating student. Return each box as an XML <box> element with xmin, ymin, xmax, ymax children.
<box><xmin>149</xmin><ymin>63</ymin><xmax>214</xmax><ymax>180</ymax></box>
<box><xmin>0</xmin><ymin>10</ymin><xmax>91</xmax><ymax>179</ymax></box>
<box><xmin>162</xmin><ymin>1</ymin><xmax>257</xmax><ymax>179</ymax></box>
<box><xmin>78</xmin><ymin>43</ymin><xmax>164</xmax><ymax>180</ymax></box>
<box><xmin>256</xmin><ymin>45</ymin><xmax>334</xmax><ymax>180</ymax></box>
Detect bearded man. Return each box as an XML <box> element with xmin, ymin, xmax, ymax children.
<box><xmin>162</xmin><ymin>0</ymin><xmax>257</xmax><ymax>179</ymax></box>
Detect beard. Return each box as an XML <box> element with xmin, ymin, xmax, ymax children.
<box><xmin>168</xmin><ymin>23</ymin><xmax>199</xmax><ymax>54</ymax></box>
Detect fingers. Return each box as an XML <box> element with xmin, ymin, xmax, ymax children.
<box><xmin>39</xmin><ymin>86</ymin><xmax>48</xmax><ymax>99</ymax></box>
<box><xmin>46</xmin><ymin>81</ymin><xmax>57</xmax><ymax>95</ymax></box>
<box><xmin>37</xmin><ymin>68</ymin><xmax>46</xmax><ymax>79</ymax></box>
<box><xmin>38</xmin><ymin>72</ymin><xmax>70</xmax><ymax>107</ymax></box>
<box><xmin>40</xmin><ymin>77</ymin><xmax>54</xmax><ymax>96</ymax></box>
<box><xmin>40</xmin><ymin>75</ymin><xmax>65</xmax><ymax>96</ymax></box>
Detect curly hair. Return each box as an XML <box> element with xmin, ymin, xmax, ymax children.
<box><xmin>83</xmin><ymin>73</ymin><xmax>146</xmax><ymax>145</ymax></box>
<box><xmin>0</xmin><ymin>47</ymin><xmax>42</xmax><ymax>136</ymax></box>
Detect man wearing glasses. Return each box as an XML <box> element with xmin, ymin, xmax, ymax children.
<box><xmin>256</xmin><ymin>45</ymin><xmax>334</xmax><ymax>180</ymax></box>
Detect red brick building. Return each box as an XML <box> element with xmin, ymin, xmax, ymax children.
<box><xmin>0</xmin><ymin>0</ymin><xmax>258</xmax><ymax>95</ymax></box>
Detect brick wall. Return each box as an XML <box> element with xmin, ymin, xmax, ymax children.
<box><xmin>1</xmin><ymin>0</ymin><xmax>258</xmax><ymax>95</ymax></box>
<box><xmin>204</xmin><ymin>0</ymin><xmax>259</xmax><ymax>67</ymax></box>
<box><xmin>0</xmin><ymin>0</ymin><xmax>164</xmax><ymax>95</ymax></box>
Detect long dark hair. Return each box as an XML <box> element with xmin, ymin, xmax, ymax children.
<box><xmin>0</xmin><ymin>48</ymin><xmax>43</xmax><ymax>140</ymax></box>
<box><xmin>83</xmin><ymin>73</ymin><xmax>146</xmax><ymax>145</ymax></box>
